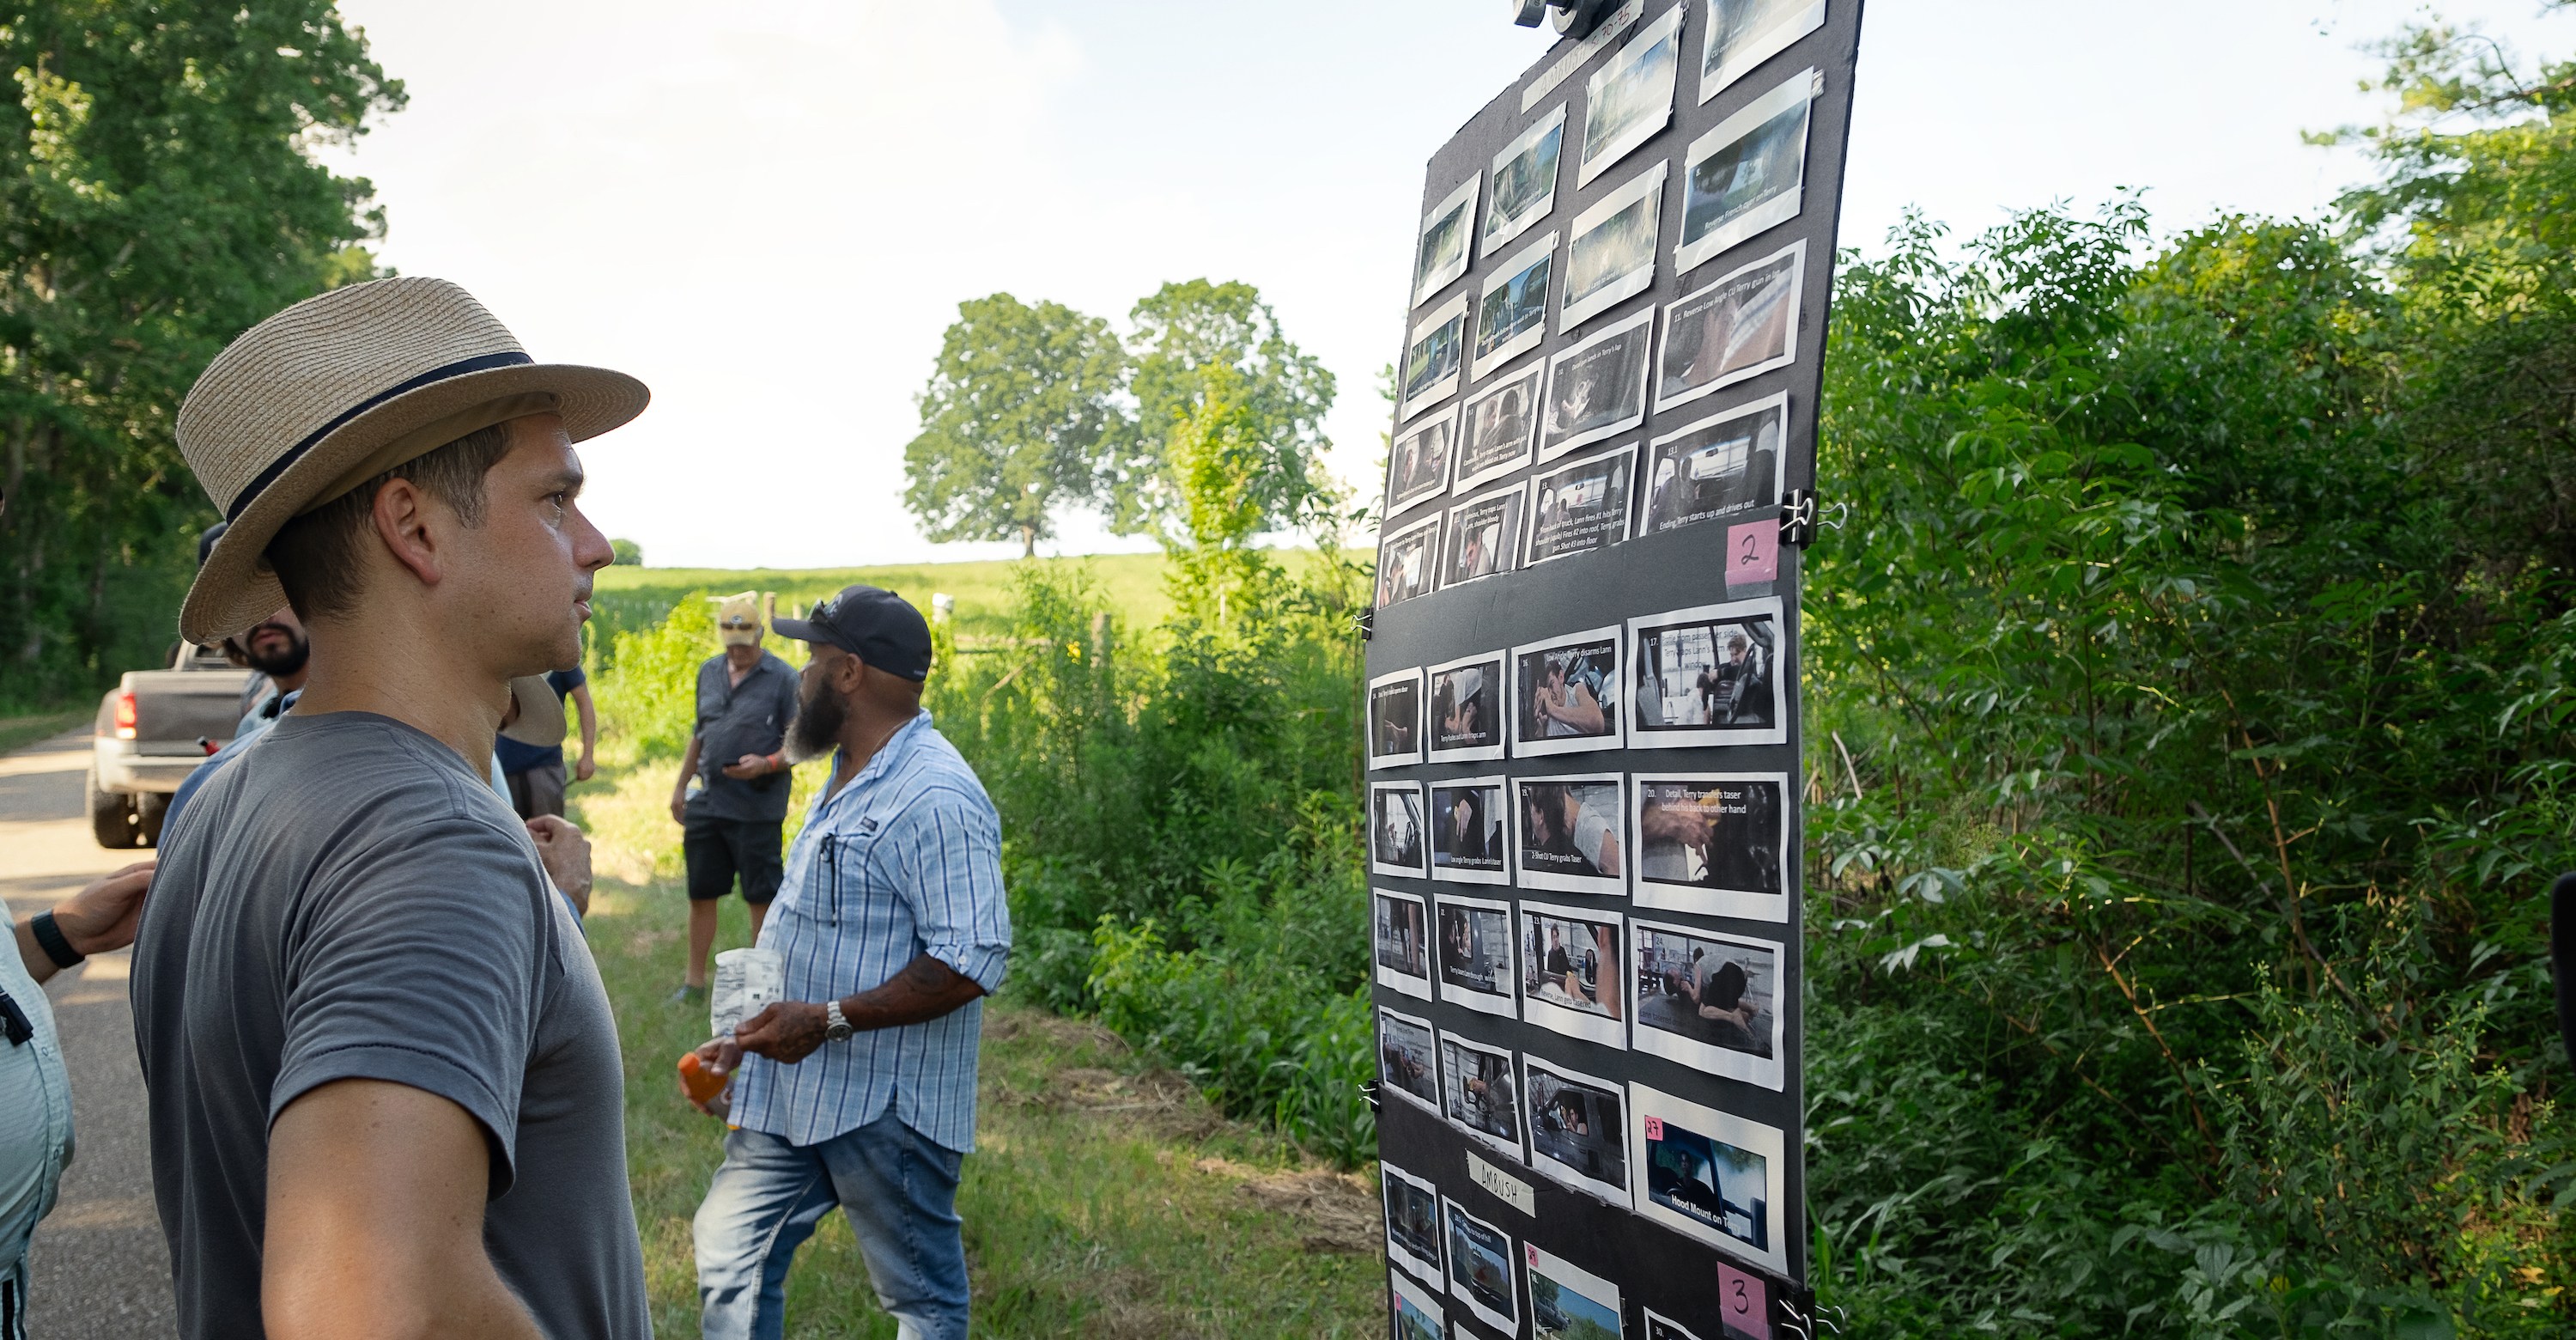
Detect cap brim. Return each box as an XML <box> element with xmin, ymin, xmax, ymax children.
<box><xmin>179</xmin><ymin>362</ymin><xmax>649</xmax><ymax>643</ymax></box>
<box><xmin>500</xmin><ymin>674</ymin><xmax>567</xmax><ymax>747</ymax></box>
<box><xmin>769</xmin><ymin>617</ymin><xmax>825</xmax><ymax>643</ymax></box>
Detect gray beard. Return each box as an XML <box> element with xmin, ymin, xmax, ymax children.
<box><xmin>785</xmin><ymin>684</ymin><xmax>848</xmax><ymax>764</ymax></box>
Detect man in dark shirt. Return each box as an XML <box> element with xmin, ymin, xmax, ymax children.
<box><xmin>498</xmin><ymin>666</ymin><xmax>597</xmax><ymax>819</ymax></box>
<box><xmin>669</xmin><ymin>591</ymin><xmax>800</xmax><ymax>1000</ymax></box>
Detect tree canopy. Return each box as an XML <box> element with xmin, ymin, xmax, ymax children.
<box><xmin>902</xmin><ymin>293</ymin><xmax>1126</xmax><ymax>559</ymax></box>
<box><xmin>0</xmin><ymin>0</ymin><xmax>401</xmax><ymax>700</ymax></box>
<box><xmin>899</xmin><ymin>278</ymin><xmax>1338</xmax><ymax>556</ymax></box>
<box><xmin>1115</xmin><ymin>278</ymin><xmax>1336</xmax><ymax>539</ymax></box>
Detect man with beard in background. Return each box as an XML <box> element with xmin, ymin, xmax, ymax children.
<box><xmin>197</xmin><ymin>523</ymin><xmax>312</xmax><ymax>731</ymax></box>
<box><xmin>687</xmin><ymin>584</ymin><xmax>1010</xmax><ymax>1340</ymax></box>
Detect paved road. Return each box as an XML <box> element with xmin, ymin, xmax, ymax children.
<box><xmin>3</xmin><ymin>729</ymin><xmax>175</xmax><ymax>1337</ymax></box>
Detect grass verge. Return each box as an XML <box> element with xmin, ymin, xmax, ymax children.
<box><xmin>0</xmin><ymin>710</ymin><xmax>88</xmax><ymax>755</ymax></box>
<box><xmin>569</xmin><ymin>743</ymin><xmax>1388</xmax><ymax>1339</ymax></box>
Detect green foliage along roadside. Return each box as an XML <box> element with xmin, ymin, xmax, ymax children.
<box><xmin>921</xmin><ymin>541</ymin><xmax>1375</xmax><ymax>1164</ymax></box>
<box><xmin>0</xmin><ymin>2</ymin><xmax>402</xmax><ymax>706</ymax></box>
<box><xmin>1800</xmin><ymin>204</ymin><xmax>2573</xmax><ymax>1335</ymax></box>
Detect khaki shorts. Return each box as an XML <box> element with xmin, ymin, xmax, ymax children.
<box><xmin>506</xmin><ymin>760</ymin><xmax>567</xmax><ymax>820</ymax></box>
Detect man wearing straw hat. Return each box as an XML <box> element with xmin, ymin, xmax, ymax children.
<box><xmin>131</xmin><ymin>277</ymin><xmax>651</xmax><ymax>1340</ymax></box>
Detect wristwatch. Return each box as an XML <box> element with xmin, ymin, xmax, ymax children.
<box><xmin>823</xmin><ymin>999</ymin><xmax>854</xmax><ymax>1043</ymax></box>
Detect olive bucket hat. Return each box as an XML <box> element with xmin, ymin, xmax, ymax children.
<box><xmin>175</xmin><ymin>276</ymin><xmax>650</xmax><ymax>644</ymax></box>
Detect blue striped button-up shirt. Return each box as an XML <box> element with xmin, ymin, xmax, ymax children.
<box><xmin>730</xmin><ymin>710</ymin><xmax>1011</xmax><ymax>1153</ymax></box>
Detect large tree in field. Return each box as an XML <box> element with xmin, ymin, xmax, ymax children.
<box><xmin>902</xmin><ymin>293</ymin><xmax>1127</xmax><ymax>558</ymax></box>
<box><xmin>0</xmin><ymin>1</ymin><xmax>403</xmax><ymax>700</ymax></box>
<box><xmin>1109</xmin><ymin>278</ymin><xmax>1336</xmax><ymax>539</ymax></box>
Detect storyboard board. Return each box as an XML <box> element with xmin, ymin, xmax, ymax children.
<box><xmin>1370</xmin><ymin>2</ymin><xmax>1864</xmax><ymax>1335</ymax></box>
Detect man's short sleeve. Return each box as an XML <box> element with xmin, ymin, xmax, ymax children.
<box><xmin>691</xmin><ymin>658</ymin><xmax>718</xmax><ymax>736</ymax></box>
<box><xmin>553</xmin><ymin>667</ymin><xmax>586</xmax><ymax>694</ymax></box>
<box><xmin>879</xmin><ymin>789</ymin><xmax>1011</xmax><ymax>993</ymax></box>
<box><xmin>271</xmin><ymin>815</ymin><xmax>549</xmax><ymax>1191</ymax></box>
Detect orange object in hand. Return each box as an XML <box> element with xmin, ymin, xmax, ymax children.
<box><xmin>677</xmin><ymin>1051</ymin><xmax>727</xmax><ymax>1105</ymax></box>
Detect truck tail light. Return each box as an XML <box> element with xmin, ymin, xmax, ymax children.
<box><xmin>113</xmin><ymin>690</ymin><xmax>137</xmax><ymax>740</ymax></box>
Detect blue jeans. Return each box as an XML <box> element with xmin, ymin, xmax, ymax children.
<box><xmin>693</xmin><ymin>1114</ymin><xmax>969</xmax><ymax>1340</ymax></box>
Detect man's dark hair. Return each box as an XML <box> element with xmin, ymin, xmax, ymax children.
<box><xmin>265</xmin><ymin>422</ymin><xmax>518</xmax><ymax>622</ymax></box>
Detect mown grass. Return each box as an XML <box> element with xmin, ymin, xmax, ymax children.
<box><xmin>567</xmin><ymin>739</ymin><xmax>1389</xmax><ymax>1339</ymax></box>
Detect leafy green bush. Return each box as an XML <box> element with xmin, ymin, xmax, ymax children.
<box><xmin>592</xmin><ymin>589</ymin><xmax>716</xmax><ymax>758</ymax></box>
<box><xmin>1799</xmin><ymin>190</ymin><xmax>2576</xmax><ymax>1332</ymax></box>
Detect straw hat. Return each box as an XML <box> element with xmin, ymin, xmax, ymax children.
<box><xmin>176</xmin><ymin>277</ymin><xmax>650</xmax><ymax>643</ymax></box>
<box><xmin>501</xmin><ymin>674</ymin><xmax>568</xmax><ymax>748</ymax></box>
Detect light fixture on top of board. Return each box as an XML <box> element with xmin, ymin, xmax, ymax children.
<box><xmin>1510</xmin><ymin>0</ymin><xmax>1623</xmax><ymax>37</ymax></box>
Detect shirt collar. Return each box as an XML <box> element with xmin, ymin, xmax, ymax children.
<box><xmin>813</xmin><ymin>709</ymin><xmax>935</xmax><ymax>822</ymax></box>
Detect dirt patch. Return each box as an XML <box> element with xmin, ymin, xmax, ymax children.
<box><xmin>1192</xmin><ymin>1157</ymin><xmax>1381</xmax><ymax>1256</ymax></box>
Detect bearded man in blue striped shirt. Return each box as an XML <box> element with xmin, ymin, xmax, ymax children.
<box><xmin>685</xmin><ymin>584</ymin><xmax>1011</xmax><ymax>1340</ymax></box>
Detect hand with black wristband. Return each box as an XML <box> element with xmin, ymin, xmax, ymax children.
<box><xmin>16</xmin><ymin>860</ymin><xmax>153</xmax><ymax>985</ymax></box>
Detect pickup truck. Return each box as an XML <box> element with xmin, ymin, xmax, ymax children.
<box><xmin>88</xmin><ymin>641</ymin><xmax>254</xmax><ymax>848</ymax></box>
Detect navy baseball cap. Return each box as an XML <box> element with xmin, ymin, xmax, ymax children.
<box><xmin>773</xmin><ymin>584</ymin><xmax>933</xmax><ymax>680</ymax></box>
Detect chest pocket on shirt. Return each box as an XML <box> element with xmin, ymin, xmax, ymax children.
<box><xmin>811</xmin><ymin>818</ymin><xmax>884</xmax><ymax>925</ymax></box>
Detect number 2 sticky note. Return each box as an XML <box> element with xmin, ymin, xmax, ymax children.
<box><xmin>1725</xmin><ymin>518</ymin><xmax>1780</xmax><ymax>588</ymax></box>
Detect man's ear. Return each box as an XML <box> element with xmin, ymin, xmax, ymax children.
<box><xmin>369</xmin><ymin>477</ymin><xmax>446</xmax><ymax>588</ymax></box>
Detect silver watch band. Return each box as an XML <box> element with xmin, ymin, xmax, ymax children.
<box><xmin>823</xmin><ymin>999</ymin><xmax>853</xmax><ymax>1040</ymax></box>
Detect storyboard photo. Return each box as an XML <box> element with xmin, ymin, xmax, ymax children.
<box><xmin>1457</xmin><ymin>360</ymin><xmax>1544</xmax><ymax>493</ymax></box>
<box><xmin>1368</xmin><ymin>667</ymin><xmax>1424</xmax><ymax>769</ymax></box>
<box><xmin>1439</xmin><ymin>1029</ymin><xmax>1523</xmax><ymax>1160</ymax></box>
<box><xmin>1374</xmin><ymin>888</ymin><xmax>1432</xmax><ymax>999</ymax></box>
<box><xmin>1431</xmin><ymin>777</ymin><xmax>1510</xmax><ymax>884</ymax></box>
<box><xmin>1644</xmin><ymin>394</ymin><xmax>1787</xmax><ymax>538</ymax></box>
<box><xmin>1370</xmin><ymin>782</ymin><xmax>1427</xmax><ymax>877</ymax></box>
<box><xmin>1632</xmin><ymin>770</ymin><xmax>1791</xmax><ymax>922</ymax></box>
<box><xmin>1511</xmin><ymin>773</ymin><xmax>1626</xmax><ymax>894</ymax></box>
<box><xmin>1522</xmin><ymin>1053</ymin><xmax>1631</xmax><ymax>1204</ymax></box>
<box><xmin>1520</xmin><ymin>902</ymin><xmax>1625</xmax><ymax>1049</ymax></box>
<box><xmin>1378</xmin><ymin>1006</ymin><xmax>1439</xmax><ymax>1111</ymax></box>
<box><xmin>1542</xmin><ymin>308</ymin><xmax>1653</xmax><ymax>458</ymax></box>
<box><xmin>1511</xmin><ymin>626</ymin><xmax>1624</xmax><ymax>757</ymax></box>
<box><xmin>1629</xmin><ymin>918</ymin><xmax>1786</xmax><ymax>1088</ymax></box>
<box><xmin>1525</xmin><ymin>445</ymin><xmax>1638</xmax><ymax>568</ymax></box>
<box><xmin>1630</xmin><ymin>597</ymin><xmax>1788</xmax><ymax>748</ymax></box>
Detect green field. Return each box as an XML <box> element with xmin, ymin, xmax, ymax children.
<box><xmin>589</xmin><ymin>554</ymin><xmax>1177</xmax><ymax>647</ymax></box>
<box><xmin>566</xmin><ymin>741</ymin><xmax>1387</xmax><ymax>1338</ymax></box>
<box><xmin>587</xmin><ymin>548</ymin><xmax>1366</xmax><ymax>655</ymax></box>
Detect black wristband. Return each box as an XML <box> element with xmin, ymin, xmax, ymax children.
<box><xmin>28</xmin><ymin>911</ymin><xmax>82</xmax><ymax>971</ymax></box>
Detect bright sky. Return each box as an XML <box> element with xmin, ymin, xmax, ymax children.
<box><xmin>321</xmin><ymin>0</ymin><xmax>2573</xmax><ymax>569</ymax></box>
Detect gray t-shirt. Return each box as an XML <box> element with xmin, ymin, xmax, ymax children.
<box><xmin>132</xmin><ymin>711</ymin><xmax>647</xmax><ymax>1340</ymax></box>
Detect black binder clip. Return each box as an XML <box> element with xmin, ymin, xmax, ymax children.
<box><xmin>1356</xmin><ymin>607</ymin><xmax>1376</xmax><ymax>643</ymax></box>
<box><xmin>1359</xmin><ymin>1078</ymin><xmax>1382</xmax><ymax>1114</ymax></box>
<box><xmin>1781</xmin><ymin>490</ymin><xmax>1819</xmax><ymax>547</ymax></box>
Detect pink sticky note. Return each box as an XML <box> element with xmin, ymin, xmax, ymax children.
<box><xmin>1643</xmin><ymin>1116</ymin><xmax>1664</xmax><ymax>1141</ymax></box>
<box><xmin>1717</xmin><ymin>1263</ymin><xmax>1772</xmax><ymax>1340</ymax></box>
<box><xmin>1726</xmin><ymin>519</ymin><xmax>1780</xmax><ymax>587</ymax></box>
